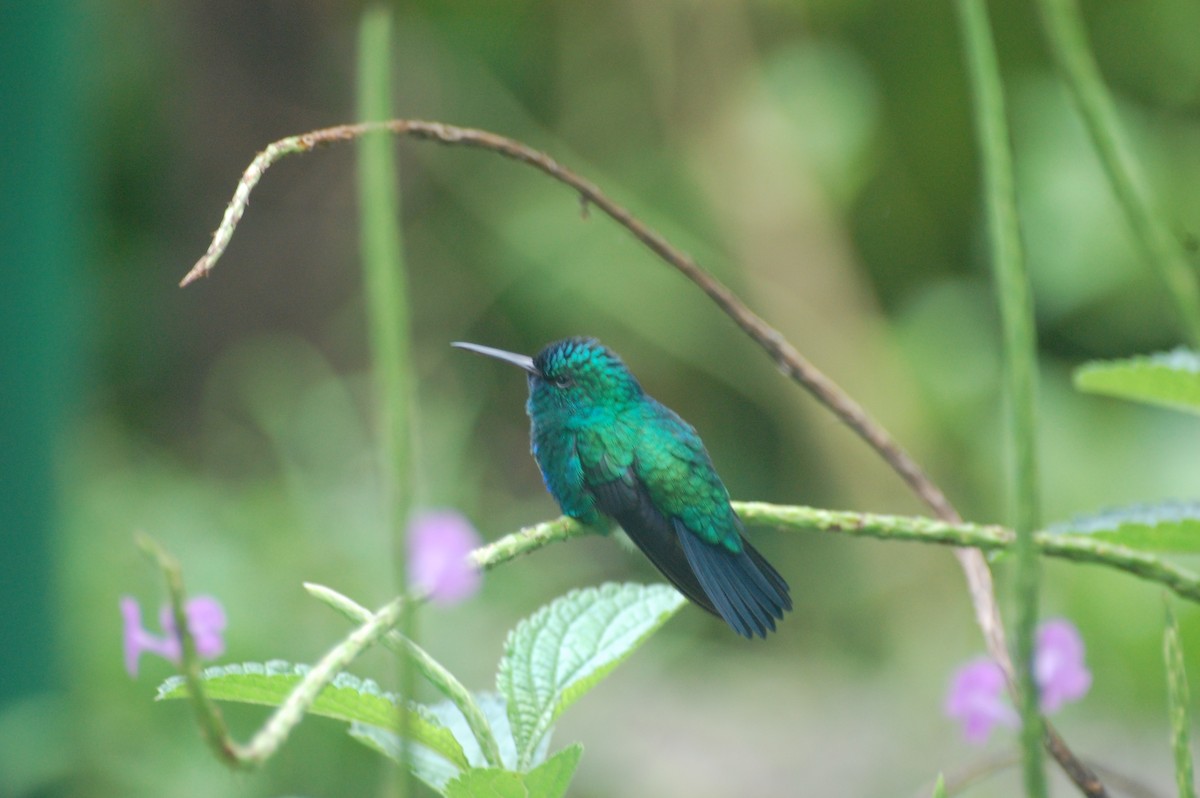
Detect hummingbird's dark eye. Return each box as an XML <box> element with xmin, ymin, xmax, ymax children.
<box><xmin>552</xmin><ymin>374</ymin><xmax>573</xmax><ymax>389</ymax></box>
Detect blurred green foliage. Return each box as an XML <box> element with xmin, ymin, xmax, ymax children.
<box><xmin>5</xmin><ymin>0</ymin><xmax>1200</xmax><ymax>796</ymax></box>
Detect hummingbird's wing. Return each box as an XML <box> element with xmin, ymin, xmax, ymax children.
<box><xmin>570</xmin><ymin>424</ymin><xmax>720</xmax><ymax>615</ymax></box>
<box><xmin>640</xmin><ymin>405</ymin><xmax>790</xmax><ymax>637</ymax></box>
<box><xmin>589</xmin><ymin>402</ymin><xmax>791</xmax><ymax>638</ymax></box>
<box><xmin>589</xmin><ymin>476</ymin><xmax>722</xmax><ymax>618</ymax></box>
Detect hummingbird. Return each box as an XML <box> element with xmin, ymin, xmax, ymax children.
<box><xmin>453</xmin><ymin>337</ymin><xmax>791</xmax><ymax>638</ymax></box>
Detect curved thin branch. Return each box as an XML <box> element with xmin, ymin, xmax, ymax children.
<box><xmin>182</xmin><ymin>119</ymin><xmax>1095</xmax><ymax>792</ymax></box>
<box><xmin>181</xmin><ymin>120</ymin><xmax>954</xmax><ymax>519</ymax></box>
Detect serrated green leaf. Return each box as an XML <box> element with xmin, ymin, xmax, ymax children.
<box><xmin>304</xmin><ymin>581</ymin><xmax>503</xmax><ymax>767</ymax></box>
<box><xmin>353</xmin><ymin>723</ymin><xmax>470</xmax><ymax>794</ymax></box>
<box><xmin>1074</xmin><ymin>349</ymin><xmax>1200</xmax><ymax>414</ymax></box>
<box><xmin>444</xmin><ymin>767</ymin><xmax>528</xmax><ymax>798</ymax></box>
<box><xmin>350</xmin><ymin>692</ymin><xmax>544</xmax><ymax>794</ymax></box>
<box><xmin>497</xmin><ymin>582</ymin><xmax>686</xmax><ymax>769</ymax></box>
<box><xmin>424</xmin><ymin>692</ymin><xmax>521</xmax><ymax>770</ymax></box>
<box><xmin>440</xmin><ymin>744</ymin><xmax>583</xmax><ymax>798</ymax></box>
<box><xmin>157</xmin><ymin>660</ymin><xmax>467</xmax><ymax>769</ymax></box>
<box><xmin>1046</xmin><ymin>502</ymin><xmax>1200</xmax><ymax>552</ymax></box>
<box><xmin>346</xmin><ymin>723</ymin><xmax>416</xmax><ymax>764</ymax></box>
<box><xmin>523</xmin><ymin>744</ymin><xmax>582</xmax><ymax>798</ymax></box>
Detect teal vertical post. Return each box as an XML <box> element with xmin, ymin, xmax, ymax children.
<box><xmin>0</xmin><ymin>1</ymin><xmax>86</xmax><ymax>793</ymax></box>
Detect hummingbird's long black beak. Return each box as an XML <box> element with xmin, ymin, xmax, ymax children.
<box><xmin>451</xmin><ymin>341</ymin><xmax>541</xmax><ymax>376</ymax></box>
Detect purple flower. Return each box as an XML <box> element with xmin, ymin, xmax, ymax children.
<box><xmin>1035</xmin><ymin>618</ymin><xmax>1092</xmax><ymax>713</ymax></box>
<box><xmin>945</xmin><ymin>618</ymin><xmax>1091</xmax><ymax>744</ymax></box>
<box><xmin>407</xmin><ymin>509</ymin><xmax>483</xmax><ymax>606</ymax></box>
<box><xmin>945</xmin><ymin>656</ymin><xmax>1019</xmax><ymax>744</ymax></box>
<box><xmin>121</xmin><ymin>595</ymin><xmax>226</xmax><ymax>677</ymax></box>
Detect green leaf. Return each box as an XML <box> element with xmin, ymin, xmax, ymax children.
<box><xmin>931</xmin><ymin>773</ymin><xmax>947</xmax><ymax>798</ymax></box>
<box><xmin>1046</xmin><ymin>502</ymin><xmax>1200</xmax><ymax>553</ymax></box>
<box><xmin>497</xmin><ymin>582</ymin><xmax>686</xmax><ymax>769</ymax></box>
<box><xmin>523</xmin><ymin>744</ymin><xmax>582</xmax><ymax>797</ymax></box>
<box><xmin>1074</xmin><ymin>349</ymin><xmax>1200</xmax><ymax>414</ymax></box>
<box><xmin>441</xmin><ymin>746</ymin><xmax>581</xmax><ymax>798</ymax></box>
<box><xmin>350</xmin><ymin>692</ymin><xmax>544</xmax><ymax>794</ymax></box>
<box><xmin>157</xmin><ymin>660</ymin><xmax>467</xmax><ymax>769</ymax></box>
<box><xmin>417</xmin><ymin>692</ymin><xmax>541</xmax><ymax>772</ymax></box>
<box><xmin>349</xmin><ymin>722</ymin><xmax>473</xmax><ymax>793</ymax></box>
<box><xmin>444</xmin><ymin>768</ymin><xmax>527</xmax><ymax>798</ymax></box>
<box><xmin>304</xmin><ymin>581</ymin><xmax>504</xmax><ymax>767</ymax></box>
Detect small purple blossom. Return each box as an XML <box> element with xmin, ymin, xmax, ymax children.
<box><xmin>1035</xmin><ymin>619</ymin><xmax>1092</xmax><ymax>713</ymax></box>
<box><xmin>407</xmin><ymin>509</ymin><xmax>483</xmax><ymax>606</ymax></box>
<box><xmin>945</xmin><ymin>618</ymin><xmax>1091</xmax><ymax>744</ymax></box>
<box><xmin>121</xmin><ymin>595</ymin><xmax>226</xmax><ymax>677</ymax></box>
<box><xmin>945</xmin><ymin>656</ymin><xmax>1019</xmax><ymax>744</ymax></box>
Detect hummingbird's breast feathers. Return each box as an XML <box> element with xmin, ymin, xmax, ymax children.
<box><xmin>530</xmin><ymin>401</ymin><xmax>639</xmax><ymax>525</ymax></box>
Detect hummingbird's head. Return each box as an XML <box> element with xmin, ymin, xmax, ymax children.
<box><xmin>530</xmin><ymin>337</ymin><xmax>643</xmax><ymax>413</ymax></box>
<box><xmin>452</xmin><ymin>337</ymin><xmax>642</xmax><ymax>418</ymax></box>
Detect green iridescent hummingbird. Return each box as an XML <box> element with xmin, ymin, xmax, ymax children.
<box><xmin>453</xmin><ymin>337</ymin><xmax>791</xmax><ymax>638</ymax></box>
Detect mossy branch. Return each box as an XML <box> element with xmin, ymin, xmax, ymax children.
<box><xmin>470</xmin><ymin>503</ymin><xmax>1200</xmax><ymax>606</ymax></box>
<box><xmin>140</xmin><ymin>501</ymin><xmax>1200</xmax><ymax>774</ymax></box>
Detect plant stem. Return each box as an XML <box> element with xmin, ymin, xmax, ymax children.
<box><xmin>957</xmin><ymin>1</ymin><xmax>1047</xmax><ymax>794</ymax></box>
<box><xmin>136</xmin><ymin>533</ymin><xmax>237</xmax><ymax>764</ymax></box>
<box><xmin>1164</xmin><ymin>596</ymin><xmax>1197</xmax><ymax>798</ymax></box>
<box><xmin>356</xmin><ymin>7</ymin><xmax>416</xmax><ymax>794</ymax></box>
<box><xmin>1037</xmin><ymin>0</ymin><xmax>1200</xmax><ymax>347</ymax></box>
<box><xmin>138</xmin><ymin>534</ymin><xmax>404</xmax><ymax>768</ymax></box>
<box><xmin>469</xmin><ymin>515</ymin><xmax>586</xmax><ymax>570</ymax></box>
<box><xmin>304</xmin><ymin>582</ymin><xmax>504</xmax><ymax>768</ymax></box>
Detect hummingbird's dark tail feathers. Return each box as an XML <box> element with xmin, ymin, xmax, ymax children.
<box><xmin>590</xmin><ymin>475</ymin><xmax>791</xmax><ymax>637</ymax></box>
<box><xmin>744</xmin><ymin>539</ymin><xmax>792</xmax><ymax>613</ymax></box>
<box><xmin>676</xmin><ymin>520</ymin><xmax>791</xmax><ymax>639</ymax></box>
<box><xmin>592</xmin><ymin>478</ymin><xmax>725</xmax><ymax>619</ymax></box>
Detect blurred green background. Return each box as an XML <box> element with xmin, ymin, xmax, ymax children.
<box><xmin>4</xmin><ymin>1</ymin><xmax>1200</xmax><ymax>795</ymax></box>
